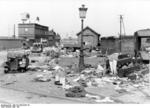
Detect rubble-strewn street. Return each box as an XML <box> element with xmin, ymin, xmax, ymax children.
<box><xmin>1</xmin><ymin>0</ymin><xmax>150</xmax><ymax>105</ymax></box>
<box><xmin>1</xmin><ymin>49</ymin><xmax>150</xmax><ymax>104</ymax></box>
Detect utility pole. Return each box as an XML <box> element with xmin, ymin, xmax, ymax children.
<box><xmin>120</xmin><ymin>15</ymin><xmax>123</xmax><ymax>53</ymax></box>
<box><xmin>13</xmin><ymin>24</ymin><xmax>16</xmax><ymax>39</ymax></box>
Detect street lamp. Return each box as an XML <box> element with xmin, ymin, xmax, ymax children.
<box><xmin>79</xmin><ymin>4</ymin><xmax>88</xmax><ymax>72</ymax></box>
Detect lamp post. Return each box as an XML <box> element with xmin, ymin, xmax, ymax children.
<box><xmin>78</xmin><ymin>4</ymin><xmax>88</xmax><ymax>72</ymax></box>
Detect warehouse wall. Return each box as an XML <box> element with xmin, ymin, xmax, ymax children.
<box><xmin>101</xmin><ymin>36</ymin><xmax>135</xmax><ymax>55</ymax></box>
<box><xmin>0</xmin><ymin>39</ymin><xmax>23</xmax><ymax>51</ymax></box>
<box><xmin>101</xmin><ymin>37</ymin><xmax>120</xmax><ymax>55</ymax></box>
<box><xmin>121</xmin><ymin>36</ymin><xmax>135</xmax><ymax>55</ymax></box>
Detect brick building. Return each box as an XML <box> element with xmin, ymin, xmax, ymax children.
<box><xmin>18</xmin><ymin>23</ymin><xmax>49</xmax><ymax>39</ymax></box>
<box><xmin>77</xmin><ymin>26</ymin><xmax>100</xmax><ymax>48</ymax></box>
<box><xmin>18</xmin><ymin>23</ymin><xmax>60</xmax><ymax>46</ymax></box>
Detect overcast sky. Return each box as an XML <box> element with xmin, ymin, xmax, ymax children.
<box><xmin>0</xmin><ymin>0</ymin><xmax>150</xmax><ymax>38</ymax></box>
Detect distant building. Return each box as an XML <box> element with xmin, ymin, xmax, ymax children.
<box><xmin>61</xmin><ymin>37</ymin><xmax>79</xmax><ymax>50</ymax></box>
<box><xmin>18</xmin><ymin>23</ymin><xmax>60</xmax><ymax>46</ymax></box>
<box><xmin>18</xmin><ymin>23</ymin><xmax>49</xmax><ymax>40</ymax></box>
<box><xmin>77</xmin><ymin>26</ymin><xmax>101</xmax><ymax>48</ymax></box>
<box><xmin>61</xmin><ymin>37</ymin><xmax>78</xmax><ymax>45</ymax></box>
<box><xmin>48</xmin><ymin>30</ymin><xmax>61</xmax><ymax>46</ymax></box>
<box><xmin>55</xmin><ymin>33</ymin><xmax>61</xmax><ymax>43</ymax></box>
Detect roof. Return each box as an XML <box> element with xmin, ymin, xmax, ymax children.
<box><xmin>135</xmin><ymin>29</ymin><xmax>150</xmax><ymax>37</ymax></box>
<box><xmin>101</xmin><ymin>35</ymin><xmax>133</xmax><ymax>39</ymax></box>
<box><xmin>101</xmin><ymin>36</ymin><xmax>118</xmax><ymax>39</ymax></box>
<box><xmin>77</xmin><ymin>26</ymin><xmax>100</xmax><ymax>36</ymax></box>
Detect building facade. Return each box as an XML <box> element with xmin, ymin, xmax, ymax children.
<box><xmin>48</xmin><ymin>30</ymin><xmax>61</xmax><ymax>46</ymax></box>
<box><xmin>18</xmin><ymin>23</ymin><xmax>49</xmax><ymax>40</ymax></box>
<box><xmin>77</xmin><ymin>26</ymin><xmax>100</xmax><ymax>48</ymax></box>
<box><xmin>18</xmin><ymin>23</ymin><xmax>60</xmax><ymax>46</ymax></box>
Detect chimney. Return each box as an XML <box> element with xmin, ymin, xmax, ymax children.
<box><xmin>13</xmin><ymin>24</ymin><xmax>16</xmax><ymax>39</ymax></box>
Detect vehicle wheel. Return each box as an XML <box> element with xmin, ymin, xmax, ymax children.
<box><xmin>4</xmin><ymin>65</ymin><xmax>9</xmax><ymax>73</ymax></box>
<box><xmin>4</xmin><ymin>69</ymin><xmax>9</xmax><ymax>73</ymax></box>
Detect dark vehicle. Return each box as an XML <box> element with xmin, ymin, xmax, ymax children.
<box><xmin>4</xmin><ymin>51</ymin><xmax>29</xmax><ymax>73</ymax></box>
<box><xmin>31</xmin><ymin>43</ymin><xmax>43</xmax><ymax>53</ymax></box>
<box><xmin>117</xmin><ymin>54</ymin><xmax>141</xmax><ymax>77</ymax></box>
<box><xmin>134</xmin><ymin>29</ymin><xmax>150</xmax><ymax>63</ymax></box>
<box><xmin>106</xmin><ymin>53</ymin><xmax>141</xmax><ymax>78</ymax></box>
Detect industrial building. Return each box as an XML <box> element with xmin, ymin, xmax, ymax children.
<box><xmin>18</xmin><ymin>23</ymin><xmax>49</xmax><ymax>40</ymax></box>
<box><xmin>100</xmin><ymin>35</ymin><xmax>135</xmax><ymax>55</ymax></box>
<box><xmin>18</xmin><ymin>23</ymin><xmax>60</xmax><ymax>46</ymax></box>
<box><xmin>0</xmin><ymin>23</ymin><xmax>61</xmax><ymax>51</ymax></box>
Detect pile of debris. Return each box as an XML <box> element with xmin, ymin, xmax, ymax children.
<box><xmin>34</xmin><ymin>70</ymin><xmax>53</xmax><ymax>82</ymax></box>
<box><xmin>65</xmin><ymin>86</ymin><xmax>86</xmax><ymax>97</ymax></box>
<box><xmin>43</xmin><ymin>47</ymin><xmax>60</xmax><ymax>58</ymax></box>
<box><xmin>5</xmin><ymin>46</ymin><xmax>150</xmax><ymax>103</ymax></box>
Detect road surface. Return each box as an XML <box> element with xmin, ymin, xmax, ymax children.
<box><xmin>0</xmin><ymin>87</ymin><xmax>83</xmax><ymax>104</ymax></box>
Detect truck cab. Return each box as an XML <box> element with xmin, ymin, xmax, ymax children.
<box><xmin>134</xmin><ymin>29</ymin><xmax>150</xmax><ymax>63</ymax></box>
<box><xmin>31</xmin><ymin>43</ymin><xmax>43</xmax><ymax>53</ymax></box>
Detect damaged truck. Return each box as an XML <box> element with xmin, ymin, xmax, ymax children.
<box><xmin>4</xmin><ymin>50</ymin><xmax>29</xmax><ymax>73</ymax></box>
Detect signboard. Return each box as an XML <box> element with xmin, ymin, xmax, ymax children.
<box><xmin>21</xmin><ymin>12</ymin><xmax>30</xmax><ymax>22</ymax></box>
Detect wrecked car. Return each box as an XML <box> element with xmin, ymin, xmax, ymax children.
<box><xmin>4</xmin><ymin>51</ymin><xmax>29</xmax><ymax>73</ymax></box>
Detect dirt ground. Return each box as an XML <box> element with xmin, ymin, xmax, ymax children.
<box><xmin>1</xmin><ymin>50</ymin><xmax>150</xmax><ymax>104</ymax></box>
